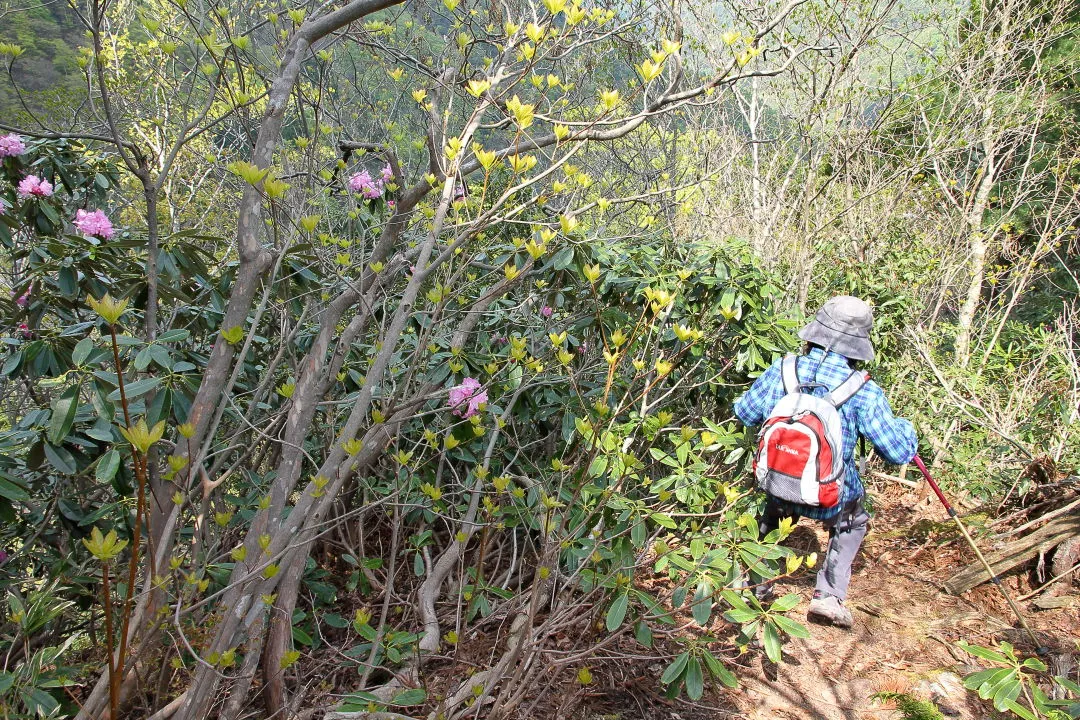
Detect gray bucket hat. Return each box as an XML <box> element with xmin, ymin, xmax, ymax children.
<box><xmin>798</xmin><ymin>296</ymin><xmax>875</xmax><ymax>361</ymax></box>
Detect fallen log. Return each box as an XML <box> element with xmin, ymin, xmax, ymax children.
<box><xmin>944</xmin><ymin>511</ymin><xmax>1080</xmax><ymax>595</ymax></box>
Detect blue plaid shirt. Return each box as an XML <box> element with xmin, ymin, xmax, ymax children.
<box><xmin>734</xmin><ymin>348</ymin><xmax>918</xmax><ymax>519</ymax></box>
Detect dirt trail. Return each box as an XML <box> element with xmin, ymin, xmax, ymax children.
<box><xmin>567</xmin><ymin>481</ymin><xmax>1077</xmax><ymax>720</ymax></box>
<box><xmin>728</xmin><ymin>482</ymin><xmax>1078</xmax><ymax>720</ymax></box>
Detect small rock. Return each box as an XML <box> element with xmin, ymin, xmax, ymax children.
<box><xmin>1033</xmin><ymin>595</ymin><xmax>1075</xmax><ymax>610</ymax></box>
<box><xmin>914</xmin><ymin>672</ymin><xmax>966</xmax><ymax>717</ymax></box>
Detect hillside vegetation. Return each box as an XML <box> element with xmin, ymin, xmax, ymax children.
<box><xmin>0</xmin><ymin>0</ymin><xmax>1077</xmax><ymax>718</ymax></box>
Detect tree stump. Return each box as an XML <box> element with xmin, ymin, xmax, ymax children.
<box><xmin>1050</xmin><ymin>536</ymin><xmax>1080</xmax><ymax>594</ymax></box>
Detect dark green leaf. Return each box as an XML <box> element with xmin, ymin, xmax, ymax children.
<box><xmin>771</xmin><ymin>614</ymin><xmax>811</xmax><ymax>639</ymax></box>
<box><xmin>691</xmin><ymin>582</ymin><xmax>712</xmax><ymax>626</ymax></box>
<box><xmin>959</xmin><ymin>642</ymin><xmax>1010</xmax><ymax>664</ymax></box>
<box><xmin>1</xmin><ymin>351</ymin><xmax>21</xmax><ymax>376</ymax></box>
<box><xmin>992</xmin><ymin>678</ymin><xmax>1022</xmax><ymax>709</ymax></box>
<box><xmin>634</xmin><ymin>620</ymin><xmax>652</xmax><ymax>648</ymax></box>
<box><xmin>149</xmin><ymin>343</ymin><xmax>173</xmax><ymax>370</ymax></box>
<box><xmin>650</xmin><ymin>512</ymin><xmax>676</xmax><ymax>529</ymax></box>
<box><xmin>762</xmin><ymin>622</ymin><xmax>782</xmax><ymax>663</ymax></box>
<box><xmin>72</xmin><ymin>338</ymin><xmax>95</xmax><ymax>366</ymax></box>
<box><xmin>551</xmin><ymin>247</ymin><xmax>575</xmax><ymax>270</ymax></box>
<box><xmin>134</xmin><ymin>346</ymin><xmax>153</xmax><ymax>371</ymax></box>
<box><xmin>0</xmin><ymin>475</ymin><xmax>30</xmax><ymax>503</ymax></box>
<box><xmin>43</xmin><ymin>444</ymin><xmax>76</xmax><ymax>474</ymax></box>
<box><xmin>292</xmin><ymin>626</ymin><xmax>313</xmax><ymax>646</ymax></box>
<box><xmin>156</xmin><ymin>329</ymin><xmax>190</xmax><ymax>343</ymax></box>
<box><xmin>107</xmin><ymin>376</ymin><xmax>163</xmax><ymax>401</ymax></box>
<box><xmin>721</xmin><ymin>588</ymin><xmax>751</xmax><ymax>612</ymax></box>
<box><xmin>48</xmin><ymin>384</ymin><xmax>81</xmax><ymax>445</ymax></box>
<box><xmin>96</xmin><ymin>450</ymin><xmax>121</xmax><ymax>483</ymax></box>
<box><xmin>146</xmin><ymin>388</ymin><xmax>172</xmax><ymax>427</ymax></box>
<box><xmin>660</xmin><ymin>651</ymin><xmax>689</xmax><ymax>685</ymax></box>
<box><xmin>702</xmin><ymin>650</ymin><xmax>738</xmax><ymax>688</ymax></box>
<box><xmin>390</xmin><ymin>688</ymin><xmax>427</xmax><ymax>706</ymax></box>
<box><xmin>769</xmin><ymin>593</ymin><xmax>801</xmax><ymax>613</ymax></box>
<box><xmin>999</xmin><ymin>698</ymin><xmax>1037</xmax><ymax>720</ymax></box>
<box><xmin>723</xmin><ymin>608</ymin><xmax>758</xmax><ymax>624</ymax></box>
<box><xmin>963</xmin><ymin>668</ymin><xmax>1002</xmax><ymax>691</ymax></box>
<box><xmin>685</xmin><ymin>657</ymin><xmax>704</xmax><ymax>700</ymax></box>
<box><xmin>606</xmin><ymin>591</ymin><xmax>629</xmax><ymax>631</ymax></box>
<box><xmin>587</xmin><ymin>456</ymin><xmax>608</xmax><ymax>477</ymax></box>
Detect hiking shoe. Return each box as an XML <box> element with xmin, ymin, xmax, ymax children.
<box><xmin>753</xmin><ymin>583</ymin><xmax>775</xmax><ymax>603</ymax></box>
<box><xmin>807</xmin><ymin>595</ymin><xmax>853</xmax><ymax>628</ymax></box>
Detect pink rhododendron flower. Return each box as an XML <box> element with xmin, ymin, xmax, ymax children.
<box><xmin>381</xmin><ymin>164</ymin><xmax>394</xmax><ymax>183</ymax></box>
<box><xmin>73</xmin><ymin>209</ymin><xmax>115</xmax><ymax>240</ymax></box>
<box><xmin>348</xmin><ymin>170</ymin><xmax>372</xmax><ymax>192</ymax></box>
<box><xmin>17</xmin><ymin>323</ymin><xmax>32</xmax><ymax>340</ymax></box>
<box><xmin>15</xmin><ymin>290</ymin><xmax>29</xmax><ymax>308</ymax></box>
<box><xmin>17</xmin><ymin>175</ymin><xmax>53</xmax><ymax>198</ymax></box>
<box><xmin>388</xmin><ymin>200</ymin><xmax>396</xmax><ymax>211</ymax></box>
<box><xmin>348</xmin><ymin>170</ymin><xmax>383</xmax><ymax>199</ymax></box>
<box><xmin>449</xmin><ymin>377</ymin><xmax>487</xmax><ymax>419</ymax></box>
<box><xmin>0</xmin><ymin>134</ymin><xmax>26</xmax><ymax>158</ymax></box>
<box><xmin>540</xmin><ymin>306</ymin><xmax>553</xmax><ymax>317</ymax></box>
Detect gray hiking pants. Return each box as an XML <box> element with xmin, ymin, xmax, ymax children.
<box><xmin>758</xmin><ymin>498</ymin><xmax>870</xmax><ymax>601</ymax></box>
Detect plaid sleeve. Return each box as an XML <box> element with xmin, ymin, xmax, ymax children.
<box><xmin>857</xmin><ymin>382</ymin><xmax>918</xmax><ymax>465</ymax></box>
<box><xmin>734</xmin><ymin>360</ymin><xmax>783</xmax><ymax>427</ymax></box>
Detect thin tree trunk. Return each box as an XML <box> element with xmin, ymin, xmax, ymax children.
<box><xmin>955</xmin><ymin>131</ymin><xmax>997</xmax><ymax>367</ymax></box>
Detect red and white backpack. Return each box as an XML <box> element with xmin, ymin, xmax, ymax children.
<box><xmin>753</xmin><ymin>355</ymin><xmax>867</xmax><ymax>508</ymax></box>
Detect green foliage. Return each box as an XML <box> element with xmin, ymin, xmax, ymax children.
<box><xmin>959</xmin><ymin>641</ymin><xmax>1080</xmax><ymax>720</ymax></box>
<box><xmin>872</xmin><ymin>691</ymin><xmax>945</xmax><ymax>720</ymax></box>
<box><xmin>0</xmin><ymin>0</ymin><xmax>1075</xmax><ymax>712</ymax></box>
<box><xmin>0</xmin><ymin>586</ymin><xmax>82</xmax><ymax>719</ymax></box>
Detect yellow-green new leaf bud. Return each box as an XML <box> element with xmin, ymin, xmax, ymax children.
<box><xmin>87</xmin><ymin>293</ymin><xmax>130</xmax><ymax>325</ymax></box>
<box><xmin>280</xmin><ymin>650</ymin><xmax>301</xmax><ymax>669</ymax></box>
<box><xmin>119</xmin><ymin>419</ymin><xmax>167</xmax><ymax>454</ymax></box>
<box><xmin>83</xmin><ymin>526</ymin><xmax>128</xmax><ymax>562</ymax></box>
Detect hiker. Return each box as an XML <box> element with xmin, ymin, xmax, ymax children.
<box><xmin>733</xmin><ymin>296</ymin><xmax>918</xmax><ymax>628</ymax></box>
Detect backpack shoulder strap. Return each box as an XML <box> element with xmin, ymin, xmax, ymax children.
<box><xmin>824</xmin><ymin>370</ymin><xmax>869</xmax><ymax>408</ymax></box>
<box><xmin>780</xmin><ymin>354</ymin><xmax>799</xmax><ymax>394</ymax></box>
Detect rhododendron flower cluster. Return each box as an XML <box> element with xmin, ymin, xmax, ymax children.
<box><xmin>540</xmin><ymin>306</ymin><xmax>553</xmax><ymax>317</ymax></box>
<box><xmin>0</xmin><ymin>134</ymin><xmax>26</xmax><ymax>158</ymax></box>
<box><xmin>448</xmin><ymin>377</ymin><xmax>487</xmax><ymax>419</ymax></box>
<box><xmin>74</xmin><ymin>209</ymin><xmax>115</xmax><ymax>240</ymax></box>
<box><xmin>348</xmin><ymin>170</ymin><xmax>383</xmax><ymax>200</ymax></box>
<box><xmin>380</xmin><ymin>163</ymin><xmax>394</xmax><ymax>183</ymax></box>
<box><xmin>17</xmin><ymin>175</ymin><xmax>53</xmax><ymax>198</ymax></box>
<box><xmin>14</xmin><ymin>290</ymin><xmax>29</xmax><ymax>308</ymax></box>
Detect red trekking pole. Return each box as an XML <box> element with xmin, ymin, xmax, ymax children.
<box><xmin>912</xmin><ymin>455</ymin><xmax>1048</xmax><ymax>656</ymax></box>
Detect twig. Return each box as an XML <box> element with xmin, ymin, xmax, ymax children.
<box><xmin>996</xmin><ymin>496</ymin><xmax>1080</xmax><ymax>539</ymax></box>
<box><xmin>870</xmin><ymin>471</ymin><xmax>919</xmax><ymax>488</ymax></box>
<box><xmin>1018</xmin><ymin>562</ymin><xmax>1080</xmax><ymax>602</ymax></box>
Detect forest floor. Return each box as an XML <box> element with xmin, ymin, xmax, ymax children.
<box><xmin>555</xmin><ymin>479</ymin><xmax>1078</xmax><ymax>720</ymax></box>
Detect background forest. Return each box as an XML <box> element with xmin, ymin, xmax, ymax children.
<box><xmin>0</xmin><ymin>0</ymin><xmax>1077</xmax><ymax>717</ymax></box>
